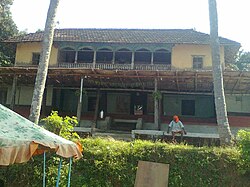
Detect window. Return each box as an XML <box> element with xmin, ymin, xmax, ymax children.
<box><xmin>181</xmin><ymin>100</ymin><xmax>195</xmax><ymax>116</ymax></box>
<box><xmin>78</xmin><ymin>47</ymin><xmax>94</xmax><ymax>63</ymax></box>
<box><xmin>134</xmin><ymin>48</ymin><xmax>151</xmax><ymax>64</ymax></box>
<box><xmin>96</xmin><ymin>48</ymin><xmax>113</xmax><ymax>63</ymax></box>
<box><xmin>58</xmin><ymin>47</ymin><xmax>75</xmax><ymax>63</ymax></box>
<box><xmin>115</xmin><ymin>48</ymin><xmax>132</xmax><ymax>64</ymax></box>
<box><xmin>235</xmin><ymin>96</ymin><xmax>242</xmax><ymax>102</ymax></box>
<box><xmin>154</xmin><ymin>49</ymin><xmax>171</xmax><ymax>64</ymax></box>
<box><xmin>193</xmin><ymin>56</ymin><xmax>203</xmax><ymax>69</ymax></box>
<box><xmin>32</xmin><ymin>53</ymin><xmax>40</xmax><ymax>65</ymax></box>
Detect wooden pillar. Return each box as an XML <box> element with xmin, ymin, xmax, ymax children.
<box><xmin>159</xmin><ymin>93</ymin><xmax>162</xmax><ymax>126</ymax></box>
<box><xmin>151</xmin><ymin>52</ymin><xmax>154</xmax><ymax>65</ymax></box>
<box><xmin>112</xmin><ymin>51</ymin><xmax>115</xmax><ymax>64</ymax></box>
<box><xmin>131</xmin><ymin>51</ymin><xmax>135</xmax><ymax>69</ymax></box>
<box><xmin>77</xmin><ymin>77</ymin><xmax>84</xmax><ymax>123</ymax></box>
<box><xmin>10</xmin><ymin>75</ymin><xmax>17</xmax><ymax>110</ymax></box>
<box><xmin>93</xmin><ymin>50</ymin><xmax>96</xmax><ymax>68</ymax></box>
<box><xmin>92</xmin><ymin>88</ymin><xmax>100</xmax><ymax>134</ymax></box>
<box><xmin>74</xmin><ymin>50</ymin><xmax>78</xmax><ymax>63</ymax></box>
<box><xmin>154</xmin><ymin>78</ymin><xmax>160</xmax><ymax>130</ymax></box>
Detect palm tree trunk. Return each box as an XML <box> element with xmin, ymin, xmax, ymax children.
<box><xmin>208</xmin><ymin>0</ymin><xmax>232</xmax><ymax>145</ymax></box>
<box><xmin>29</xmin><ymin>0</ymin><xmax>60</xmax><ymax>124</ymax></box>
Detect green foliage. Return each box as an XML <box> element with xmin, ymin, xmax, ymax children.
<box><xmin>234</xmin><ymin>50</ymin><xmax>250</xmax><ymax>71</ymax></box>
<box><xmin>0</xmin><ymin>0</ymin><xmax>18</xmax><ymax>66</ymax></box>
<box><xmin>1</xmin><ymin>138</ymin><xmax>249</xmax><ymax>187</ymax></box>
<box><xmin>237</xmin><ymin>51</ymin><xmax>250</xmax><ymax>64</ymax></box>
<box><xmin>152</xmin><ymin>90</ymin><xmax>162</xmax><ymax>100</ymax></box>
<box><xmin>41</xmin><ymin>111</ymin><xmax>80</xmax><ymax>141</ymax></box>
<box><xmin>71</xmin><ymin>138</ymin><xmax>249</xmax><ymax>187</ymax></box>
<box><xmin>0</xmin><ymin>51</ymin><xmax>13</xmax><ymax>66</ymax></box>
<box><xmin>226</xmin><ymin>50</ymin><xmax>250</xmax><ymax>71</ymax></box>
<box><xmin>0</xmin><ymin>153</ymin><xmax>71</xmax><ymax>187</ymax></box>
<box><xmin>237</xmin><ymin>130</ymin><xmax>250</xmax><ymax>175</ymax></box>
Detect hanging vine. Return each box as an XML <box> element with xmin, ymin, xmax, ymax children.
<box><xmin>152</xmin><ymin>90</ymin><xmax>162</xmax><ymax>100</ymax></box>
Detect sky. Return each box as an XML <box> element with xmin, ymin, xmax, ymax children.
<box><xmin>11</xmin><ymin>0</ymin><xmax>250</xmax><ymax>52</ymax></box>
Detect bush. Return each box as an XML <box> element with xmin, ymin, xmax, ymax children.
<box><xmin>70</xmin><ymin>138</ymin><xmax>249</xmax><ymax>187</ymax></box>
<box><xmin>1</xmin><ymin>138</ymin><xmax>250</xmax><ymax>187</ymax></box>
<box><xmin>41</xmin><ymin>111</ymin><xmax>80</xmax><ymax>141</ymax></box>
<box><xmin>237</xmin><ymin>130</ymin><xmax>250</xmax><ymax>175</ymax></box>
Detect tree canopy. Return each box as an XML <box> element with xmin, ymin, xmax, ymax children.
<box><xmin>237</xmin><ymin>51</ymin><xmax>250</xmax><ymax>63</ymax></box>
<box><xmin>0</xmin><ymin>0</ymin><xmax>18</xmax><ymax>66</ymax></box>
<box><xmin>237</xmin><ymin>51</ymin><xmax>250</xmax><ymax>69</ymax></box>
<box><xmin>225</xmin><ymin>50</ymin><xmax>250</xmax><ymax>71</ymax></box>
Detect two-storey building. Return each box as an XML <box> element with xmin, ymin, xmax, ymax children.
<box><xmin>1</xmin><ymin>28</ymin><xmax>249</xmax><ymax>134</ymax></box>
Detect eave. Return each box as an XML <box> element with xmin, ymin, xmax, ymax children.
<box><xmin>0</xmin><ymin>67</ymin><xmax>249</xmax><ymax>95</ymax></box>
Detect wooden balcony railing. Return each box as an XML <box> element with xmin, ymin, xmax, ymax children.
<box><xmin>58</xmin><ymin>62</ymin><xmax>171</xmax><ymax>70</ymax></box>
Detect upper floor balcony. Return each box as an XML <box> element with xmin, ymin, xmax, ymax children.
<box><xmin>56</xmin><ymin>47</ymin><xmax>172</xmax><ymax>70</ymax></box>
<box><xmin>14</xmin><ymin>44</ymin><xmax>216</xmax><ymax>71</ymax></box>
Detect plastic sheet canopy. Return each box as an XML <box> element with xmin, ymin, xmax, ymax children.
<box><xmin>0</xmin><ymin>104</ymin><xmax>82</xmax><ymax>166</ymax></box>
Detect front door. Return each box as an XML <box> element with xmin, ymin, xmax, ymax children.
<box><xmin>131</xmin><ymin>92</ymin><xmax>147</xmax><ymax>115</ymax></box>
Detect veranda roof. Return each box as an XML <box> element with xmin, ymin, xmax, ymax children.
<box><xmin>0</xmin><ymin>104</ymin><xmax>82</xmax><ymax>166</ymax></box>
<box><xmin>1</xmin><ymin>67</ymin><xmax>250</xmax><ymax>94</ymax></box>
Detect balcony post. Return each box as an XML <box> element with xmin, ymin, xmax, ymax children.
<box><xmin>112</xmin><ymin>51</ymin><xmax>115</xmax><ymax>64</ymax></box>
<box><xmin>93</xmin><ymin>50</ymin><xmax>96</xmax><ymax>68</ymax></box>
<box><xmin>131</xmin><ymin>51</ymin><xmax>135</xmax><ymax>69</ymax></box>
<box><xmin>74</xmin><ymin>51</ymin><xmax>78</xmax><ymax>63</ymax></box>
<box><xmin>151</xmin><ymin>52</ymin><xmax>154</xmax><ymax>65</ymax></box>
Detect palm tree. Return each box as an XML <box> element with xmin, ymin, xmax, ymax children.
<box><xmin>29</xmin><ymin>0</ymin><xmax>60</xmax><ymax>124</ymax></box>
<box><xmin>208</xmin><ymin>0</ymin><xmax>233</xmax><ymax>145</ymax></box>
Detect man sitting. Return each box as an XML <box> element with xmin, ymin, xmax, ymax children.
<box><xmin>167</xmin><ymin>115</ymin><xmax>187</xmax><ymax>142</ymax></box>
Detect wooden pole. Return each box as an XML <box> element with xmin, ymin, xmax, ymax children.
<box><xmin>131</xmin><ymin>51</ymin><xmax>135</xmax><ymax>69</ymax></box>
<box><xmin>112</xmin><ymin>51</ymin><xmax>115</xmax><ymax>64</ymax></box>
<box><xmin>74</xmin><ymin>51</ymin><xmax>78</xmax><ymax>63</ymax></box>
<box><xmin>92</xmin><ymin>88</ymin><xmax>100</xmax><ymax>134</ymax></box>
<box><xmin>93</xmin><ymin>51</ymin><xmax>96</xmax><ymax>68</ymax></box>
<box><xmin>159</xmin><ymin>93</ymin><xmax>162</xmax><ymax>127</ymax></box>
<box><xmin>151</xmin><ymin>52</ymin><xmax>154</xmax><ymax>65</ymax></box>
<box><xmin>10</xmin><ymin>75</ymin><xmax>17</xmax><ymax>110</ymax></box>
<box><xmin>154</xmin><ymin>78</ymin><xmax>159</xmax><ymax>130</ymax></box>
<box><xmin>77</xmin><ymin>77</ymin><xmax>83</xmax><ymax>123</ymax></box>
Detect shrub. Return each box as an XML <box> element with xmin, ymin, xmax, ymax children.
<box><xmin>237</xmin><ymin>130</ymin><xmax>250</xmax><ymax>175</ymax></box>
<box><xmin>41</xmin><ymin>111</ymin><xmax>80</xmax><ymax>141</ymax></box>
<box><xmin>70</xmin><ymin>138</ymin><xmax>249</xmax><ymax>187</ymax></box>
<box><xmin>1</xmin><ymin>138</ymin><xmax>250</xmax><ymax>187</ymax></box>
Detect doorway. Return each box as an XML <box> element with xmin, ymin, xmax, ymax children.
<box><xmin>131</xmin><ymin>92</ymin><xmax>147</xmax><ymax>115</ymax></box>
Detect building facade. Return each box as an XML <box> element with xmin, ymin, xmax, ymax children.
<box><xmin>1</xmin><ymin>29</ymin><xmax>249</xmax><ymax>134</ymax></box>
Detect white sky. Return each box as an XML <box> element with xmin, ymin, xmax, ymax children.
<box><xmin>11</xmin><ymin>0</ymin><xmax>250</xmax><ymax>51</ymax></box>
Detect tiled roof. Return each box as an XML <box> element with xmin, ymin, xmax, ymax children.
<box><xmin>7</xmin><ymin>28</ymin><xmax>240</xmax><ymax>46</ymax></box>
